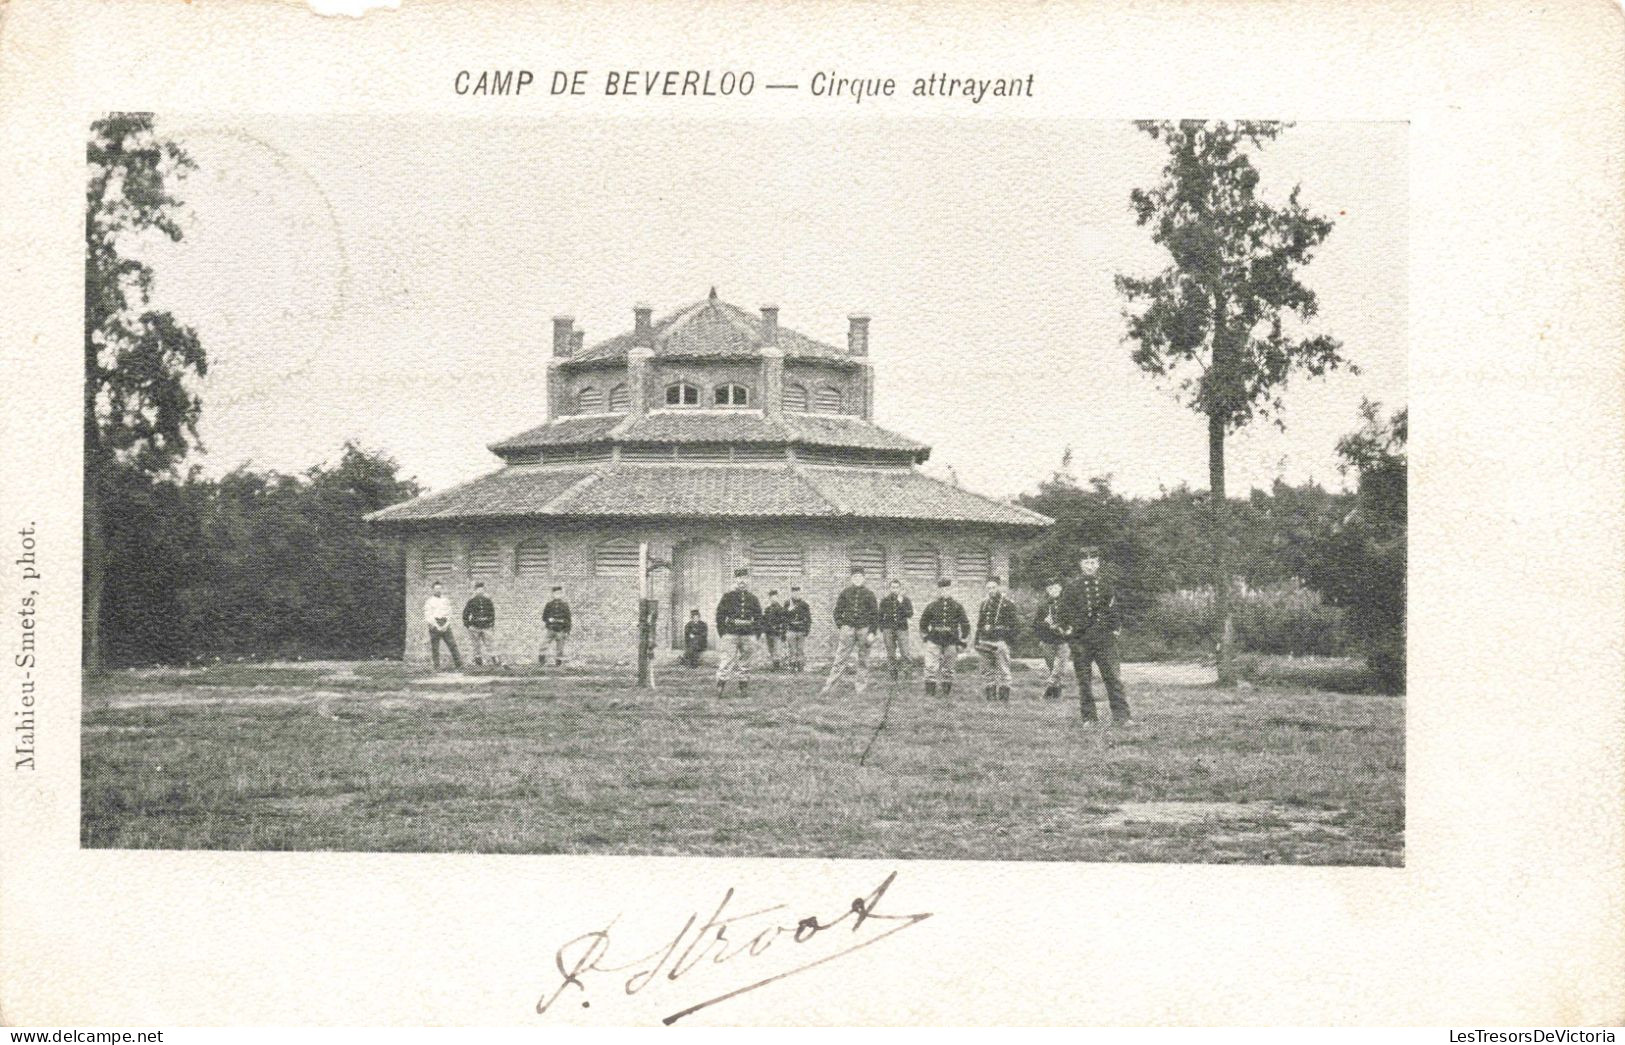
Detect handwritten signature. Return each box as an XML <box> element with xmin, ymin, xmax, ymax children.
<box><xmin>536</xmin><ymin>870</ymin><xmax>931</xmax><ymax>1025</ymax></box>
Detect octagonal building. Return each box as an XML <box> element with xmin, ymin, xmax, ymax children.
<box><xmin>369</xmin><ymin>290</ymin><xmax>1052</xmax><ymax>663</ymax></box>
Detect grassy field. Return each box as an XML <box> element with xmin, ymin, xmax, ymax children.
<box><xmin>81</xmin><ymin>656</ymin><xmax>1404</xmax><ymax>864</ymax></box>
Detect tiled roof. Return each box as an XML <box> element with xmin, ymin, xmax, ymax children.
<box><xmin>779</xmin><ymin>413</ymin><xmax>920</xmax><ymax>449</ymax></box>
<box><xmin>488</xmin><ymin>415</ymin><xmax>622</xmax><ymax>450</ymax></box>
<box><xmin>799</xmin><ymin>468</ymin><xmax>1053</xmax><ymax>526</ymax></box>
<box><xmin>570</xmin><ymin>292</ymin><xmax>848</xmax><ymax>363</ymax></box>
<box><xmin>368</xmin><ymin>463</ymin><xmax>1050</xmax><ymax>529</ymax></box>
<box><xmin>489</xmin><ymin>411</ymin><xmax>928</xmax><ymax>456</ymax></box>
<box><xmin>366</xmin><ymin>467</ymin><xmax>599</xmax><ymax>525</ymax></box>
<box><xmin>554</xmin><ymin>467</ymin><xmax>835</xmax><ymax>518</ymax></box>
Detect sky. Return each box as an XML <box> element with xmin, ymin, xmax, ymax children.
<box><xmin>141</xmin><ymin>115</ymin><xmax>1406</xmax><ymax>500</ymax></box>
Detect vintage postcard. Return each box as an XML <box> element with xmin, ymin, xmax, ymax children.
<box><xmin>0</xmin><ymin>0</ymin><xmax>1621</xmax><ymax>1028</ymax></box>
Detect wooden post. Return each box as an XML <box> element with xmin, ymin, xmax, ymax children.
<box><xmin>638</xmin><ymin>543</ymin><xmax>652</xmax><ymax>687</ymax></box>
<box><xmin>637</xmin><ymin>541</ymin><xmax>663</xmax><ymax>688</ymax></box>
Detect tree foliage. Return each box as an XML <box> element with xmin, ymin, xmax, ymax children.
<box><xmin>1116</xmin><ymin>121</ymin><xmax>1355</xmax><ymax>432</ymax></box>
<box><xmin>1305</xmin><ymin>401</ymin><xmax>1408</xmax><ymax>691</ymax></box>
<box><xmin>85</xmin><ymin>114</ymin><xmax>207</xmax><ymax>670</ymax></box>
<box><xmin>1013</xmin><ymin>459</ymin><xmax>1353</xmax><ymax>612</ymax></box>
<box><xmin>1011</xmin><ymin>460</ymin><xmax>1359</xmax><ymax>663</ymax></box>
<box><xmin>86</xmin><ymin>114</ymin><xmax>207</xmax><ymax>473</ymax></box>
<box><xmin>99</xmin><ymin>444</ymin><xmax>422</xmax><ymax>666</ymax></box>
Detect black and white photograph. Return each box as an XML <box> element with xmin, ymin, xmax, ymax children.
<box><xmin>80</xmin><ymin>114</ymin><xmax>1407</xmax><ymax>864</ymax></box>
<box><xmin>4</xmin><ymin>0</ymin><xmax>1622</xmax><ymax>1029</ymax></box>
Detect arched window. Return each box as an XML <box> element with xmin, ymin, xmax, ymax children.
<box><xmin>750</xmin><ymin>540</ymin><xmax>804</xmax><ymax>576</ymax></box>
<box><xmin>783</xmin><ymin>383</ymin><xmax>809</xmax><ymax>412</ymax></box>
<box><xmin>814</xmin><ymin>385</ymin><xmax>845</xmax><ymax>413</ymax></box>
<box><xmin>954</xmin><ymin>547</ymin><xmax>991</xmax><ymax>582</ymax></box>
<box><xmin>594</xmin><ymin>537</ymin><xmax>641</xmax><ymax>576</ymax></box>
<box><xmin>420</xmin><ymin>543</ymin><xmax>454</xmax><ymax>576</ymax></box>
<box><xmin>900</xmin><ymin>546</ymin><xmax>940</xmax><ymax>579</ymax></box>
<box><xmin>607</xmin><ymin>384</ymin><xmax>630</xmax><ymax>412</ymax></box>
<box><xmin>515</xmin><ymin>539</ymin><xmax>551</xmax><ymax>575</ymax></box>
<box><xmin>576</xmin><ymin>386</ymin><xmax>604</xmax><ymax>413</ymax></box>
<box><xmin>847</xmin><ymin>545</ymin><xmax>887</xmax><ymax>579</ymax></box>
<box><xmin>713</xmin><ymin>383</ymin><xmax>750</xmax><ymax>407</ymax></box>
<box><xmin>665</xmin><ymin>382</ymin><xmax>699</xmax><ymax>406</ymax></box>
<box><xmin>467</xmin><ymin>540</ymin><xmax>504</xmax><ymax>577</ymax></box>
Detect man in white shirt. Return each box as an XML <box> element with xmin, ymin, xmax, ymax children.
<box><xmin>423</xmin><ymin>581</ymin><xmax>462</xmax><ymax>670</ymax></box>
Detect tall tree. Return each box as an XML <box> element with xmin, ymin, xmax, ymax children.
<box><xmin>1116</xmin><ymin>120</ymin><xmax>1353</xmax><ymax>685</ymax></box>
<box><xmin>85</xmin><ymin>114</ymin><xmax>206</xmax><ymax>671</ymax></box>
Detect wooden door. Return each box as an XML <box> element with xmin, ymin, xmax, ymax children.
<box><xmin>672</xmin><ymin>541</ymin><xmax>725</xmax><ymax>648</ymax></box>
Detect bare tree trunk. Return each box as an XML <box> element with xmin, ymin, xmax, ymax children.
<box><xmin>83</xmin><ymin>453</ymin><xmax>103</xmax><ymax>674</ymax></box>
<box><xmin>1209</xmin><ymin>412</ymin><xmax>1237</xmax><ymax>686</ymax></box>
<box><xmin>84</xmin><ymin>318</ymin><xmax>104</xmax><ymax>674</ymax></box>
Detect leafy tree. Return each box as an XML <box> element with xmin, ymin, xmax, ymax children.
<box><xmin>98</xmin><ymin>444</ymin><xmax>420</xmax><ymax>666</ymax></box>
<box><xmin>85</xmin><ymin>114</ymin><xmax>206</xmax><ymax>671</ymax></box>
<box><xmin>293</xmin><ymin>443</ymin><xmax>423</xmax><ymax>656</ymax></box>
<box><xmin>97</xmin><ymin>462</ymin><xmax>209</xmax><ymax>666</ymax></box>
<box><xmin>1116</xmin><ymin>120</ymin><xmax>1354</xmax><ymax>684</ymax></box>
<box><xmin>1306</xmin><ymin>401</ymin><xmax>1407</xmax><ymax>691</ymax></box>
<box><xmin>1013</xmin><ymin>466</ymin><xmax>1141</xmax><ymax>614</ymax></box>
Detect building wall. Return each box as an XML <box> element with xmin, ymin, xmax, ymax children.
<box><xmin>554</xmin><ymin>364</ymin><xmax>629</xmax><ymax>416</ymax></box>
<box><xmin>552</xmin><ymin>358</ymin><xmax>867</xmax><ymax>417</ymax></box>
<box><xmin>649</xmin><ymin>360</ymin><xmax>764</xmax><ymax>410</ymax></box>
<box><xmin>781</xmin><ymin>360</ymin><xmax>865</xmax><ymax>416</ymax></box>
<box><xmin>401</xmin><ymin>518</ymin><xmax>1018</xmax><ymax>665</ymax></box>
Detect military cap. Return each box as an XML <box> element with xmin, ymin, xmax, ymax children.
<box><xmin>734</xmin><ymin>567</ymin><xmax>749</xmax><ymax>578</ymax></box>
<box><xmin>937</xmin><ymin>578</ymin><xmax>952</xmax><ymax>588</ymax></box>
<box><xmin>1078</xmin><ymin>545</ymin><xmax>1102</xmax><ymax>559</ymax></box>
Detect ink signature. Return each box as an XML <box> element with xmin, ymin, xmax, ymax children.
<box><xmin>536</xmin><ymin>870</ymin><xmax>932</xmax><ymax>1025</ymax></box>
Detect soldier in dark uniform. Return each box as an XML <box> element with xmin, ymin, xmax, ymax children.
<box><xmin>714</xmin><ymin>567</ymin><xmax>763</xmax><ymax>696</ymax></box>
<box><xmin>462</xmin><ymin>580</ymin><xmax>499</xmax><ymax>666</ymax></box>
<box><xmin>763</xmin><ymin>590</ymin><xmax>788</xmax><ymax>671</ymax></box>
<box><xmin>974</xmin><ymin>576</ymin><xmax>1020</xmax><ymax>701</ymax></box>
<box><xmin>917</xmin><ymin>577</ymin><xmax>970</xmax><ymax>696</ymax></box>
<box><xmin>1034</xmin><ymin>580</ymin><xmax>1073</xmax><ymax>699</ymax></box>
<box><xmin>682</xmin><ymin>609</ymin><xmax>709</xmax><ymax>668</ymax></box>
<box><xmin>1059</xmin><ymin>546</ymin><xmax>1132</xmax><ymax>724</ymax></box>
<box><xmin>784</xmin><ymin>585</ymin><xmax>812</xmax><ymax>673</ymax></box>
<box><xmin>820</xmin><ymin>567</ymin><xmax>879</xmax><ymax>696</ymax></box>
<box><xmin>540</xmin><ymin>586</ymin><xmax>572</xmax><ymax>666</ymax></box>
<box><xmin>877</xmin><ymin>579</ymin><xmax>915</xmax><ymax>681</ymax></box>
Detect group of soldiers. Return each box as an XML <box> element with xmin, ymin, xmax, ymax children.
<box><xmin>418</xmin><ymin>545</ymin><xmax>1131</xmax><ymax>724</ymax></box>
<box><xmin>682</xmin><ymin>587</ymin><xmax>815</xmax><ymax>670</ymax></box>
<box><xmin>704</xmin><ymin>545</ymin><xmax>1132</xmax><ymax>724</ymax></box>
<box><xmin>421</xmin><ymin>580</ymin><xmax>574</xmax><ymax>670</ymax></box>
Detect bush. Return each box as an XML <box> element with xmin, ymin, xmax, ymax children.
<box><xmin>1005</xmin><ymin>579</ymin><xmax>1348</xmax><ymax>661</ymax></box>
<box><xmin>1141</xmin><ymin>580</ymin><xmax>1350</xmax><ymax>657</ymax></box>
<box><xmin>1304</xmin><ymin>402</ymin><xmax>1407</xmax><ymax>693</ymax></box>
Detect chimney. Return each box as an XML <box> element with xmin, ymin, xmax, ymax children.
<box><xmin>628</xmin><ymin>346</ymin><xmax>654</xmax><ymax>419</ymax></box>
<box><xmin>760</xmin><ymin>347</ymin><xmax>785</xmax><ymax>421</ymax></box>
<box><xmin>633</xmin><ymin>304</ymin><xmax>653</xmax><ymax>345</ymax></box>
<box><xmin>553</xmin><ymin>315</ymin><xmax>575</xmax><ymax>358</ymax></box>
<box><xmin>571</xmin><ymin>329</ymin><xmax>584</xmax><ymax>355</ymax></box>
<box><xmin>760</xmin><ymin>305</ymin><xmax>779</xmax><ymax>344</ymax></box>
<box><xmin>847</xmin><ymin>314</ymin><xmax>870</xmax><ymax>357</ymax></box>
